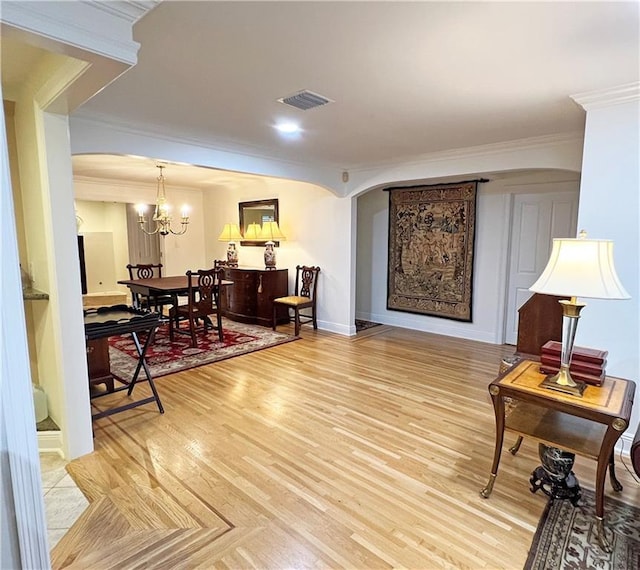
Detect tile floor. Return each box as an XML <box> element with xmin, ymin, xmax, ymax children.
<box><xmin>40</xmin><ymin>453</ymin><xmax>89</xmax><ymax>549</ymax></box>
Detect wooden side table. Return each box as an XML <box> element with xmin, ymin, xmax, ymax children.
<box><xmin>480</xmin><ymin>359</ymin><xmax>635</xmax><ymax>552</ymax></box>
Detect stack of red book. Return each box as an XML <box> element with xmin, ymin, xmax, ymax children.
<box><xmin>539</xmin><ymin>340</ymin><xmax>607</xmax><ymax>386</ymax></box>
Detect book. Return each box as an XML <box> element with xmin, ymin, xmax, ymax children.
<box><xmin>541</xmin><ymin>340</ymin><xmax>608</xmax><ymax>365</ymax></box>
<box><xmin>539</xmin><ymin>364</ymin><xmax>606</xmax><ymax>386</ymax></box>
<box><xmin>540</xmin><ymin>354</ymin><xmax>606</xmax><ymax>376</ymax></box>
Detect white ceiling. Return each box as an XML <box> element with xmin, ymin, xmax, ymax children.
<box><xmin>71</xmin><ymin>0</ymin><xmax>639</xmax><ymax>177</ymax></box>
<box><xmin>4</xmin><ymin>2</ymin><xmax>638</xmax><ymax>187</ymax></box>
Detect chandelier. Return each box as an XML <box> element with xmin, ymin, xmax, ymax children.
<box><xmin>136</xmin><ymin>165</ymin><xmax>189</xmax><ymax>236</ymax></box>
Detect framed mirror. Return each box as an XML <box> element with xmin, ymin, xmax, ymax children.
<box><xmin>239</xmin><ymin>199</ymin><xmax>279</xmax><ymax>246</ymax></box>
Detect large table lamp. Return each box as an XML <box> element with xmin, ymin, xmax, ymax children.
<box><xmin>259</xmin><ymin>221</ymin><xmax>286</xmax><ymax>269</ymax></box>
<box><xmin>529</xmin><ymin>231</ymin><xmax>630</xmax><ymax>396</ymax></box>
<box><xmin>218</xmin><ymin>223</ymin><xmax>243</xmax><ymax>267</ymax></box>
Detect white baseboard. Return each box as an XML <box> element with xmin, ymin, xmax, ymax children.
<box><xmin>38</xmin><ymin>431</ymin><xmax>64</xmax><ymax>457</ymax></box>
<box><xmin>357</xmin><ymin>311</ymin><xmax>497</xmax><ymax>343</ymax></box>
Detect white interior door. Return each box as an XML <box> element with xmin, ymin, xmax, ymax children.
<box><xmin>504</xmin><ymin>190</ymin><xmax>578</xmax><ymax>345</ymax></box>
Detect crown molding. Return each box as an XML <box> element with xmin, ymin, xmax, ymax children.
<box><xmin>1</xmin><ymin>1</ymin><xmax>143</xmax><ymax>64</ymax></box>
<box><xmin>571</xmin><ymin>82</ymin><xmax>640</xmax><ymax>110</ymax></box>
<box><xmin>348</xmin><ymin>132</ymin><xmax>584</xmax><ymax>173</ymax></box>
<box><xmin>85</xmin><ymin>1</ymin><xmax>159</xmax><ymax>24</ymax></box>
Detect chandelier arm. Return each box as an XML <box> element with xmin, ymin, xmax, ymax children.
<box><xmin>169</xmin><ymin>223</ymin><xmax>189</xmax><ymax>236</ymax></box>
<box><xmin>138</xmin><ymin>222</ymin><xmax>161</xmax><ymax>236</ymax></box>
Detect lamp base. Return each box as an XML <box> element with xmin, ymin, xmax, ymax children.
<box><xmin>264</xmin><ymin>242</ymin><xmax>276</xmax><ymax>270</ymax></box>
<box><xmin>540</xmin><ymin>372</ymin><xmax>587</xmax><ymax>397</ymax></box>
<box><xmin>226</xmin><ymin>243</ymin><xmax>239</xmax><ymax>267</ymax></box>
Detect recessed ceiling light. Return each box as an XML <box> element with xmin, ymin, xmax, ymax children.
<box><xmin>274</xmin><ymin>122</ymin><xmax>301</xmax><ymax>134</ymax></box>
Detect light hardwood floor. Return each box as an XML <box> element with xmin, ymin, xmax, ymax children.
<box><xmin>53</xmin><ymin>324</ymin><xmax>640</xmax><ymax>569</ymax></box>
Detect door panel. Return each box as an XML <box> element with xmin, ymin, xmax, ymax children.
<box><xmin>505</xmin><ymin>191</ymin><xmax>578</xmax><ymax>345</ymax></box>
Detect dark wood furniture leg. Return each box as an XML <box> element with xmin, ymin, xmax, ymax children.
<box><xmin>480</xmin><ymin>386</ymin><xmax>505</xmax><ymax>498</ymax></box>
<box><xmin>608</xmin><ymin>451</ymin><xmax>623</xmax><ymax>492</ymax></box>
<box><xmin>509</xmin><ymin>436</ymin><xmax>523</xmax><ymax>455</ymax></box>
<box><xmin>593</xmin><ymin>427</ymin><xmax>624</xmax><ymax>553</ymax></box>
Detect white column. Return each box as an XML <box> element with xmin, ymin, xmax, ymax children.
<box><xmin>43</xmin><ymin>112</ymin><xmax>94</xmax><ymax>459</ymax></box>
<box><xmin>571</xmin><ymin>83</ymin><xmax>640</xmax><ymax>431</ymax></box>
<box><xmin>1</xmin><ymin>86</ymin><xmax>50</xmax><ymax>570</ymax></box>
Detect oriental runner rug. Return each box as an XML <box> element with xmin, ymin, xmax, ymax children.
<box><xmin>525</xmin><ymin>488</ymin><xmax>640</xmax><ymax>570</ymax></box>
<box><xmin>108</xmin><ymin>318</ymin><xmax>298</xmax><ymax>379</ymax></box>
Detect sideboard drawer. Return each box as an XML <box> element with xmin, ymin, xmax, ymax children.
<box><xmin>222</xmin><ymin>267</ymin><xmax>288</xmax><ymax>326</ymax></box>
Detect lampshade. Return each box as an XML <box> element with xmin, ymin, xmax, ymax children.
<box><xmin>218</xmin><ymin>223</ymin><xmax>243</xmax><ymax>242</ymax></box>
<box><xmin>243</xmin><ymin>223</ymin><xmax>262</xmax><ymax>240</ymax></box>
<box><xmin>530</xmin><ymin>238</ymin><xmax>630</xmax><ymax>300</ymax></box>
<box><xmin>260</xmin><ymin>221</ymin><xmax>286</xmax><ymax>241</ymax></box>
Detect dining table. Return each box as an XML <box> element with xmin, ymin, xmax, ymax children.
<box><xmin>118</xmin><ymin>275</ymin><xmax>233</xmax><ymax>310</ymax></box>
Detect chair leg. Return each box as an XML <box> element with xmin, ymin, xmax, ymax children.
<box><xmin>294</xmin><ymin>307</ymin><xmax>301</xmax><ymax>336</ymax></box>
<box><xmin>272</xmin><ymin>304</ymin><xmax>277</xmax><ymax>330</ymax></box>
<box><xmin>188</xmin><ymin>314</ymin><xmax>198</xmax><ymax>348</ymax></box>
<box><xmin>216</xmin><ymin>310</ymin><xmax>223</xmax><ymax>342</ymax></box>
<box><xmin>169</xmin><ymin>312</ymin><xmax>175</xmax><ymax>341</ymax></box>
<box><xmin>312</xmin><ymin>307</ymin><xmax>318</xmax><ymax>330</ymax></box>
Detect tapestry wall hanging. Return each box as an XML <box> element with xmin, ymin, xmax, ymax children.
<box><xmin>387</xmin><ymin>181</ymin><xmax>479</xmax><ymax>321</ymax></box>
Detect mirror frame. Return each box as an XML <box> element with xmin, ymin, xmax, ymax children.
<box><xmin>239</xmin><ymin>198</ymin><xmax>280</xmax><ymax>246</ymax></box>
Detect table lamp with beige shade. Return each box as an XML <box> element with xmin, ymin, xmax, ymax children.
<box><xmin>243</xmin><ymin>223</ymin><xmax>262</xmax><ymax>241</ymax></box>
<box><xmin>529</xmin><ymin>230</ymin><xmax>630</xmax><ymax>397</ymax></box>
<box><xmin>218</xmin><ymin>223</ymin><xmax>243</xmax><ymax>267</ymax></box>
<box><xmin>259</xmin><ymin>221</ymin><xmax>286</xmax><ymax>269</ymax></box>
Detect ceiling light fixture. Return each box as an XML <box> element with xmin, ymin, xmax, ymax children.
<box><xmin>136</xmin><ymin>165</ymin><xmax>189</xmax><ymax>237</ymax></box>
<box><xmin>274</xmin><ymin>122</ymin><xmax>301</xmax><ymax>134</ymax></box>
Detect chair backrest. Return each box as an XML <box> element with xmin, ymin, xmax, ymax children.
<box><xmin>213</xmin><ymin>259</ymin><xmax>230</xmax><ymax>268</ymax></box>
<box><xmin>127</xmin><ymin>263</ymin><xmax>163</xmax><ymax>280</ymax></box>
<box><xmin>186</xmin><ymin>268</ymin><xmax>222</xmax><ymax>314</ymax></box>
<box><xmin>294</xmin><ymin>265</ymin><xmax>320</xmax><ymax>304</ymax></box>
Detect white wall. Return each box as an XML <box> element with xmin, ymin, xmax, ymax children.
<box><xmin>203</xmin><ymin>177</ymin><xmax>352</xmax><ymax>334</ymax></box>
<box><xmin>356</xmin><ymin>171</ymin><xmax>580</xmax><ymax>343</ymax></box>
<box><xmin>572</xmin><ymin>89</ymin><xmax>639</xmax><ymax>435</ymax></box>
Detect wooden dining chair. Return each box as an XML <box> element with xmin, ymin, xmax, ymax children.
<box><xmin>272</xmin><ymin>265</ymin><xmax>320</xmax><ymax>336</ymax></box>
<box><xmin>126</xmin><ymin>263</ymin><xmax>174</xmax><ymax>315</ymax></box>
<box><xmin>169</xmin><ymin>268</ymin><xmax>224</xmax><ymax>348</ymax></box>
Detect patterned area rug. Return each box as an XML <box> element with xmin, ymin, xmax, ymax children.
<box><xmin>109</xmin><ymin>318</ymin><xmax>298</xmax><ymax>379</ymax></box>
<box><xmin>355</xmin><ymin>319</ymin><xmax>381</xmax><ymax>332</ymax></box>
<box><xmin>525</xmin><ymin>489</ymin><xmax>640</xmax><ymax>570</ymax></box>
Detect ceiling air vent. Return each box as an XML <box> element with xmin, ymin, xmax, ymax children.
<box><xmin>277</xmin><ymin>90</ymin><xmax>334</xmax><ymax>111</ymax></box>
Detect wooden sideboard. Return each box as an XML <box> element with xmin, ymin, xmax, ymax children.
<box><xmin>220</xmin><ymin>267</ymin><xmax>289</xmax><ymax>327</ymax></box>
<box><xmin>86</xmin><ymin>338</ymin><xmax>114</xmax><ymax>392</ymax></box>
